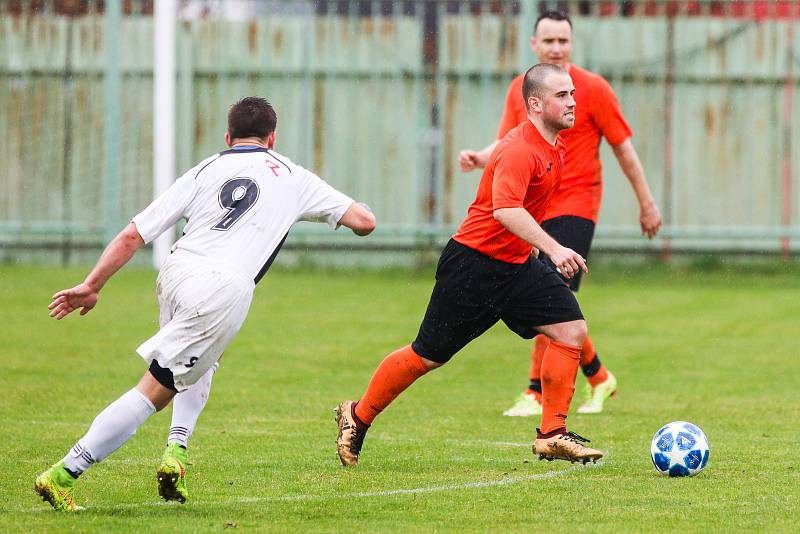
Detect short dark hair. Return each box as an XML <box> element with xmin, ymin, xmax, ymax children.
<box><xmin>534</xmin><ymin>10</ymin><xmax>572</xmax><ymax>35</ymax></box>
<box><xmin>227</xmin><ymin>97</ymin><xmax>277</xmax><ymax>141</ymax></box>
<box><xmin>522</xmin><ymin>63</ymin><xmax>568</xmax><ymax>109</ymax></box>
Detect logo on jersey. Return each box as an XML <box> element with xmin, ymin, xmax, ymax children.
<box><xmin>212</xmin><ymin>177</ymin><xmax>261</xmax><ymax>231</ymax></box>
<box><xmin>267</xmin><ymin>161</ymin><xmax>281</xmax><ymax>177</ymax></box>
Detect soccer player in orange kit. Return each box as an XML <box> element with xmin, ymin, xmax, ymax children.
<box><xmin>336</xmin><ymin>64</ymin><xmax>604</xmax><ymax>467</ymax></box>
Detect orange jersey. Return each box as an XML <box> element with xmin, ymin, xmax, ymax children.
<box><xmin>496</xmin><ymin>65</ymin><xmax>632</xmax><ymax>223</ymax></box>
<box><xmin>453</xmin><ymin>121</ymin><xmax>566</xmax><ymax>264</ymax></box>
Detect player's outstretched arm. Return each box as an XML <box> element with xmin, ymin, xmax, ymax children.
<box><xmin>48</xmin><ymin>222</ymin><xmax>145</xmax><ymax>320</ymax></box>
<box><xmin>611</xmin><ymin>139</ymin><xmax>662</xmax><ymax>239</ymax></box>
<box><xmin>338</xmin><ymin>202</ymin><xmax>376</xmax><ymax>236</ymax></box>
<box><xmin>493</xmin><ymin>207</ymin><xmax>587</xmax><ymax>278</ymax></box>
<box><xmin>459</xmin><ymin>140</ymin><xmax>499</xmax><ymax>172</ymax></box>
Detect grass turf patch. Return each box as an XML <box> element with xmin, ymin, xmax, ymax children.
<box><xmin>1</xmin><ymin>264</ymin><xmax>798</xmax><ymax>532</ymax></box>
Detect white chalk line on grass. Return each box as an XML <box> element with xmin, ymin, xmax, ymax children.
<box><xmin>220</xmin><ymin>462</ymin><xmax>601</xmax><ymax>505</ymax></box>
<box><xmin>17</xmin><ymin>460</ymin><xmax>603</xmax><ymax>513</ymax></box>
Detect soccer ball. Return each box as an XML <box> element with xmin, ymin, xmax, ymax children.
<box><xmin>650</xmin><ymin>421</ymin><xmax>710</xmax><ymax>477</ymax></box>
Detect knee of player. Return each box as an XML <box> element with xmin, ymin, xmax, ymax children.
<box><xmin>570</xmin><ymin>320</ymin><xmax>588</xmax><ymax>347</ymax></box>
<box><xmin>550</xmin><ymin>320</ymin><xmax>587</xmax><ymax>347</ymax></box>
<box><xmin>421</xmin><ymin>356</ymin><xmax>445</xmax><ymax>370</ymax></box>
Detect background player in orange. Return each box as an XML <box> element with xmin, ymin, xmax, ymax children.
<box><xmin>459</xmin><ymin>11</ymin><xmax>662</xmax><ymax>417</ymax></box>
<box><xmin>336</xmin><ymin>64</ymin><xmax>604</xmax><ymax>468</ymax></box>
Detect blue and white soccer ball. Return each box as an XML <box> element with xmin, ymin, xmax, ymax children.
<box><xmin>650</xmin><ymin>421</ymin><xmax>710</xmax><ymax>477</ymax></box>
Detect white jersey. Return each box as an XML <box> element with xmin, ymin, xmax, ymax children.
<box><xmin>132</xmin><ymin>146</ymin><xmax>353</xmax><ymax>283</ymax></box>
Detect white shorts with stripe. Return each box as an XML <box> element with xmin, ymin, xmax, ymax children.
<box><xmin>136</xmin><ymin>251</ymin><xmax>254</xmax><ymax>392</ymax></box>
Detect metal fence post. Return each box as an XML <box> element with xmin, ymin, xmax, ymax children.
<box><xmin>103</xmin><ymin>0</ymin><xmax>122</xmax><ymax>245</ymax></box>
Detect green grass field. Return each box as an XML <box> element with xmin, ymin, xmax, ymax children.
<box><xmin>1</xmin><ymin>262</ymin><xmax>798</xmax><ymax>532</ymax></box>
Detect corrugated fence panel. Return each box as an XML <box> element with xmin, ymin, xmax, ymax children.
<box><xmin>437</xmin><ymin>14</ymin><xmax>519</xmax><ymax>230</ymax></box>
<box><xmin>794</xmin><ymin>82</ymin><xmax>800</xmax><ymax>229</ymax></box>
<box><xmin>312</xmin><ymin>77</ymin><xmax>424</xmax><ymax>228</ymax></box>
<box><xmin>439</xmin><ymin>75</ymin><xmax>513</xmax><ymax>227</ymax></box>
<box><xmin>2</xmin><ymin>4</ymin><xmax>799</xmax><ymax>261</ymax></box>
<box><xmin>572</xmin><ymin>16</ymin><xmax>669</xmax><ymax>77</ymax></box>
<box><xmin>596</xmin><ymin>79</ymin><xmax>667</xmax><ymax>233</ymax></box>
<box><xmin>569</xmin><ymin>15</ymin><xmax>798</xmax><ymax>247</ymax></box>
<box><xmin>676</xmin><ymin>19</ymin><xmax>788</xmax><ymax>80</ymax></box>
<box><xmin>0</xmin><ymin>16</ymin><xmax>69</xmax><ymax>72</ymax></box>
<box><xmin>672</xmin><ymin>83</ymin><xmax>783</xmax><ymax>227</ymax></box>
<box><xmin>440</xmin><ymin>15</ymin><xmax>518</xmax><ymax>74</ymax></box>
<box><xmin>65</xmin><ymin>77</ymin><xmax>104</xmax><ymax>231</ymax></box>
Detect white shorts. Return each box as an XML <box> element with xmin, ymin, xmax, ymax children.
<box><xmin>136</xmin><ymin>252</ymin><xmax>254</xmax><ymax>392</ymax></box>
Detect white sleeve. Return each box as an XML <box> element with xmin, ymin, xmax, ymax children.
<box><xmin>296</xmin><ymin>167</ymin><xmax>355</xmax><ymax>229</ymax></box>
<box><xmin>131</xmin><ymin>169</ymin><xmax>197</xmax><ymax>244</ymax></box>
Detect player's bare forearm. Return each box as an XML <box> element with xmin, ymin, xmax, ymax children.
<box><xmin>612</xmin><ymin>139</ymin><xmax>655</xmax><ymax>206</ymax></box>
<box><xmin>493</xmin><ymin>207</ymin><xmax>587</xmax><ymax>277</ymax></box>
<box><xmin>83</xmin><ymin>223</ymin><xmax>146</xmax><ymax>292</ymax></box>
<box><xmin>493</xmin><ymin>207</ymin><xmax>558</xmax><ymax>253</ymax></box>
<box><xmin>49</xmin><ymin>223</ymin><xmax>144</xmax><ymax>319</ymax></box>
<box><xmin>478</xmin><ymin>141</ymin><xmax>498</xmax><ymax>165</ymax></box>
<box><xmin>339</xmin><ymin>202</ymin><xmax>376</xmax><ymax>236</ymax></box>
<box><xmin>612</xmin><ymin>139</ymin><xmax>662</xmax><ymax>238</ymax></box>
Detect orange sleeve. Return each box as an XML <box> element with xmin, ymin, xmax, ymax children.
<box><xmin>492</xmin><ymin>145</ymin><xmax>538</xmax><ymax>210</ymax></box>
<box><xmin>590</xmin><ymin>76</ymin><xmax>632</xmax><ymax>146</ymax></box>
<box><xmin>496</xmin><ymin>76</ymin><xmax>525</xmax><ymax>140</ymax></box>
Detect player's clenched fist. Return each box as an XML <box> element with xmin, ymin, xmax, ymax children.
<box><xmin>48</xmin><ymin>283</ymin><xmax>99</xmax><ymax>319</ymax></box>
<box><xmin>458</xmin><ymin>150</ymin><xmax>482</xmax><ymax>172</ymax></box>
<box><xmin>548</xmin><ymin>246</ymin><xmax>588</xmax><ymax>279</ymax></box>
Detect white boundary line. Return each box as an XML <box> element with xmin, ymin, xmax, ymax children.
<box><xmin>18</xmin><ymin>461</ymin><xmax>602</xmax><ymax>513</ymax></box>
<box><xmin>224</xmin><ymin>463</ymin><xmax>600</xmax><ymax>504</ymax></box>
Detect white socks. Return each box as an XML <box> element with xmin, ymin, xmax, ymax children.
<box><xmin>167</xmin><ymin>362</ymin><xmax>218</xmax><ymax>448</ymax></box>
<box><xmin>63</xmin><ymin>388</ymin><xmax>156</xmax><ymax>475</ymax></box>
<box><xmin>60</xmin><ymin>362</ymin><xmax>218</xmax><ymax>476</ymax></box>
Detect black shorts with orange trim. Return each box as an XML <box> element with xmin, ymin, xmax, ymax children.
<box><xmin>411</xmin><ymin>239</ymin><xmax>583</xmax><ymax>364</ymax></box>
<box><xmin>539</xmin><ymin>215</ymin><xmax>596</xmax><ymax>291</ymax></box>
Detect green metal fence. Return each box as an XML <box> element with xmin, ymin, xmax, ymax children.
<box><xmin>1</xmin><ymin>0</ymin><xmax>799</xmax><ymax>265</ymax></box>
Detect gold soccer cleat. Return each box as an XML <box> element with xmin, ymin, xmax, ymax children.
<box><xmin>335</xmin><ymin>400</ymin><xmax>368</xmax><ymax>467</ymax></box>
<box><xmin>533</xmin><ymin>431</ymin><xmax>604</xmax><ymax>464</ymax></box>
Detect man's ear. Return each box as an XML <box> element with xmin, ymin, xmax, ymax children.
<box><xmin>225</xmin><ymin>131</ymin><xmax>232</xmax><ymax>147</ymax></box>
<box><xmin>267</xmin><ymin>131</ymin><xmax>276</xmax><ymax>149</ymax></box>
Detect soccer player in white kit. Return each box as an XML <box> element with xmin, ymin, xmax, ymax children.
<box><xmin>34</xmin><ymin>97</ymin><xmax>376</xmax><ymax>511</ymax></box>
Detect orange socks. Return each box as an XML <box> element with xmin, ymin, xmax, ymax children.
<box><xmin>539</xmin><ymin>340</ymin><xmax>581</xmax><ymax>434</ymax></box>
<box><xmin>354</xmin><ymin>345</ymin><xmax>430</xmax><ymax>426</ymax></box>
<box><xmin>580</xmin><ymin>335</ymin><xmax>609</xmax><ymax>387</ymax></box>
<box><xmin>526</xmin><ymin>334</ymin><xmax>549</xmax><ymax>400</ymax></box>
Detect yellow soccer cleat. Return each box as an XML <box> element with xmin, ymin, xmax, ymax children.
<box><xmin>577</xmin><ymin>371</ymin><xmax>618</xmax><ymax>414</ymax></box>
<box><xmin>34</xmin><ymin>461</ymin><xmax>81</xmax><ymax>512</ymax></box>
<box><xmin>502</xmin><ymin>391</ymin><xmax>542</xmax><ymax>417</ymax></box>
<box><xmin>157</xmin><ymin>442</ymin><xmax>189</xmax><ymax>503</ymax></box>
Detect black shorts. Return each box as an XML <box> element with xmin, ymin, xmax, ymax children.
<box><xmin>539</xmin><ymin>215</ymin><xmax>596</xmax><ymax>291</ymax></box>
<box><xmin>411</xmin><ymin>239</ymin><xmax>584</xmax><ymax>364</ymax></box>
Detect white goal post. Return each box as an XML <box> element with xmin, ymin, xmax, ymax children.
<box><xmin>152</xmin><ymin>0</ymin><xmax>177</xmax><ymax>268</ymax></box>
